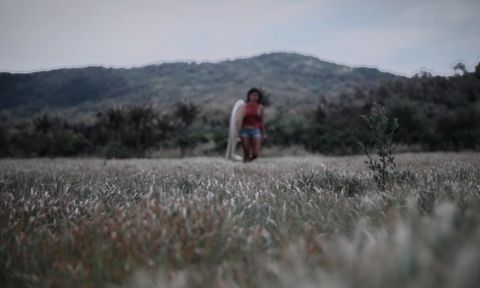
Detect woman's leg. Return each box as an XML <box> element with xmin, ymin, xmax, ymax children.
<box><xmin>240</xmin><ymin>137</ymin><xmax>251</xmax><ymax>162</ymax></box>
<box><xmin>250</xmin><ymin>137</ymin><xmax>261</xmax><ymax>161</ymax></box>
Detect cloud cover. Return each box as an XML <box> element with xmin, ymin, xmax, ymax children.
<box><xmin>0</xmin><ymin>0</ymin><xmax>479</xmax><ymax>75</ymax></box>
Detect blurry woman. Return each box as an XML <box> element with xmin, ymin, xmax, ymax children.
<box><xmin>239</xmin><ymin>88</ymin><xmax>267</xmax><ymax>162</ymax></box>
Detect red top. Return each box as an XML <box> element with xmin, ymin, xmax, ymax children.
<box><xmin>242</xmin><ymin>103</ymin><xmax>262</xmax><ymax>128</ymax></box>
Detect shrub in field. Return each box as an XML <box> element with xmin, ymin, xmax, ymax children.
<box><xmin>359</xmin><ymin>102</ymin><xmax>399</xmax><ymax>189</ymax></box>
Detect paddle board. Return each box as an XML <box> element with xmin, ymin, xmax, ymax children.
<box><xmin>225</xmin><ymin>99</ymin><xmax>245</xmax><ymax>161</ymax></box>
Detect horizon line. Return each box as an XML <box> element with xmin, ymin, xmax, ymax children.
<box><xmin>0</xmin><ymin>50</ymin><xmax>464</xmax><ymax>78</ymax></box>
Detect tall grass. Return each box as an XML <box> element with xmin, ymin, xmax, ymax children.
<box><xmin>1</xmin><ymin>153</ymin><xmax>479</xmax><ymax>287</ymax></box>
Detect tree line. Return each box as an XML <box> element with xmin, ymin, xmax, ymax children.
<box><xmin>0</xmin><ymin>101</ymin><xmax>222</xmax><ymax>158</ymax></box>
<box><xmin>0</xmin><ymin>63</ymin><xmax>479</xmax><ymax>158</ymax></box>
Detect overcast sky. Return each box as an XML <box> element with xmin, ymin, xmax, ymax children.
<box><xmin>1</xmin><ymin>0</ymin><xmax>479</xmax><ymax>76</ymax></box>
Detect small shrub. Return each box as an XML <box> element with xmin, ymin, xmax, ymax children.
<box><xmin>359</xmin><ymin>103</ymin><xmax>399</xmax><ymax>189</ymax></box>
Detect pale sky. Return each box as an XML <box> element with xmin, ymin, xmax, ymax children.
<box><xmin>1</xmin><ymin>0</ymin><xmax>479</xmax><ymax>76</ymax></box>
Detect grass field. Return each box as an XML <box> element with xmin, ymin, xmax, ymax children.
<box><xmin>1</xmin><ymin>153</ymin><xmax>479</xmax><ymax>287</ymax></box>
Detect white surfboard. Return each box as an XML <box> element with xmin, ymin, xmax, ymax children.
<box><xmin>225</xmin><ymin>100</ymin><xmax>245</xmax><ymax>161</ymax></box>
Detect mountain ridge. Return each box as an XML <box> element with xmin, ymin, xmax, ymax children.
<box><xmin>0</xmin><ymin>52</ymin><xmax>403</xmax><ymax>119</ymax></box>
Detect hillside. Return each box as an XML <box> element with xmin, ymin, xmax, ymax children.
<box><xmin>0</xmin><ymin>52</ymin><xmax>401</xmax><ymax>118</ymax></box>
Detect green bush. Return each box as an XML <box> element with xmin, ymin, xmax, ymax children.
<box><xmin>359</xmin><ymin>103</ymin><xmax>399</xmax><ymax>189</ymax></box>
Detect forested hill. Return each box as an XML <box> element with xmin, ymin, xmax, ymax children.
<box><xmin>0</xmin><ymin>59</ymin><xmax>478</xmax><ymax>157</ymax></box>
<box><xmin>302</xmin><ymin>67</ymin><xmax>480</xmax><ymax>153</ymax></box>
<box><xmin>0</xmin><ymin>52</ymin><xmax>400</xmax><ymax>118</ymax></box>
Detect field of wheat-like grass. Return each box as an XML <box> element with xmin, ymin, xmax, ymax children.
<box><xmin>1</xmin><ymin>153</ymin><xmax>479</xmax><ymax>287</ymax></box>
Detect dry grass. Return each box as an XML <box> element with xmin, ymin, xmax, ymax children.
<box><xmin>1</xmin><ymin>153</ymin><xmax>479</xmax><ymax>287</ymax></box>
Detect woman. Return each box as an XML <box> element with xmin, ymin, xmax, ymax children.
<box><xmin>239</xmin><ymin>88</ymin><xmax>267</xmax><ymax>162</ymax></box>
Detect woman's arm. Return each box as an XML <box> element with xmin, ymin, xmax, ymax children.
<box><xmin>260</xmin><ymin>105</ymin><xmax>268</xmax><ymax>139</ymax></box>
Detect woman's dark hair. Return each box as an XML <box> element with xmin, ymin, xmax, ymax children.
<box><xmin>246</xmin><ymin>88</ymin><xmax>263</xmax><ymax>104</ymax></box>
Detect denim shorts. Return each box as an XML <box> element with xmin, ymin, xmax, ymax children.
<box><xmin>239</xmin><ymin>127</ymin><xmax>262</xmax><ymax>138</ymax></box>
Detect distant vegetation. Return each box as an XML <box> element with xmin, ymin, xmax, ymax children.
<box><xmin>0</xmin><ymin>53</ymin><xmax>399</xmax><ymax>119</ymax></box>
<box><xmin>0</xmin><ymin>102</ymin><xmax>222</xmax><ymax>158</ymax></box>
<box><xmin>0</xmin><ymin>54</ymin><xmax>479</xmax><ymax>158</ymax></box>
